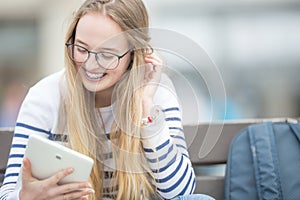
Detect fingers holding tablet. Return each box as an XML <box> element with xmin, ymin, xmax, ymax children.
<box><xmin>19</xmin><ymin>135</ymin><xmax>95</xmax><ymax>199</ymax></box>
<box><xmin>46</xmin><ymin>171</ymin><xmax>94</xmax><ymax>200</ymax></box>
<box><xmin>45</xmin><ymin>168</ymin><xmax>95</xmax><ymax>200</ymax></box>
<box><xmin>22</xmin><ymin>157</ymin><xmax>38</xmax><ymax>183</ymax></box>
<box><xmin>48</xmin><ymin>167</ymin><xmax>75</xmax><ymax>185</ymax></box>
<box><xmin>20</xmin><ymin>158</ymin><xmax>94</xmax><ymax>200</ymax></box>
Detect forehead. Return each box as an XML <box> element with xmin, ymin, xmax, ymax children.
<box><xmin>75</xmin><ymin>12</ymin><xmax>128</xmax><ymax>49</ymax></box>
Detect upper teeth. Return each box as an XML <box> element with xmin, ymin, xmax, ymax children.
<box><xmin>86</xmin><ymin>71</ymin><xmax>105</xmax><ymax>79</ymax></box>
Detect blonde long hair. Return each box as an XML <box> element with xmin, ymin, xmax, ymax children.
<box><xmin>61</xmin><ymin>0</ymin><xmax>156</xmax><ymax>199</ymax></box>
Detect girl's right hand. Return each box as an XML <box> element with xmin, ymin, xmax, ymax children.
<box><xmin>20</xmin><ymin>158</ymin><xmax>94</xmax><ymax>200</ymax></box>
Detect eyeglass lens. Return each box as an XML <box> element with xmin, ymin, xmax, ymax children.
<box><xmin>67</xmin><ymin>44</ymin><xmax>120</xmax><ymax>70</ymax></box>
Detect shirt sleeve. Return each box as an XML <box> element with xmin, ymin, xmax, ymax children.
<box><xmin>141</xmin><ymin>74</ymin><xmax>196</xmax><ymax>199</ymax></box>
<box><xmin>0</xmin><ymin>72</ymin><xmax>61</xmax><ymax>200</ymax></box>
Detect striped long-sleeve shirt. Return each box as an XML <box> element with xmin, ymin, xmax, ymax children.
<box><xmin>0</xmin><ymin>70</ymin><xmax>195</xmax><ymax>200</ymax></box>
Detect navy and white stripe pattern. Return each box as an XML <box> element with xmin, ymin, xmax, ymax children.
<box><xmin>0</xmin><ymin>71</ymin><xmax>195</xmax><ymax>199</ymax></box>
<box><xmin>0</xmin><ymin>123</ymin><xmax>54</xmax><ymax>200</ymax></box>
<box><xmin>142</xmin><ymin>107</ymin><xmax>195</xmax><ymax>199</ymax></box>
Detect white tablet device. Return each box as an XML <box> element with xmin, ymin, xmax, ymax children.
<box><xmin>24</xmin><ymin>134</ymin><xmax>94</xmax><ymax>184</ymax></box>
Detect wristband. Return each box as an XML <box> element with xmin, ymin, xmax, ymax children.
<box><xmin>141</xmin><ymin>105</ymin><xmax>162</xmax><ymax>127</ymax></box>
<box><xmin>141</xmin><ymin>116</ymin><xmax>153</xmax><ymax>126</ymax></box>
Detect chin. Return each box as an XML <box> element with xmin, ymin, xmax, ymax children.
<box><xmin>82</xmin><ymin>82</ymin><xmax>102</xmax><ymax>93</ymax></box>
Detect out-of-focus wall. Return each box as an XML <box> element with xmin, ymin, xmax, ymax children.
<box><xmin>0</xmin><ymin>0</ymin><xmax>299</xmax><ymax>126</ymax></box>
<box><xmin>0</xmin><ymin>0</ymin><xmax>82</xmax><ymax>127</ymax></box>
<box><xmin>0</xmin><ymin>0</ymin><xmax>82</xmax><ymax>75</ymax></box>
<box><xmin>145</xmin><ymin>0</ymin><xmax>300</xmax><ymax>123</ymax></box>
<box><xmin>37</xmin><ymin>0</ymin><xmax>83</xmax><ymax>76</ymax></box>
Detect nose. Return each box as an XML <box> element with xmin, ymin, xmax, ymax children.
<box><xmin>84</xmin><ymin>52</ymin><xmax>102</xmax><ymax>71</ymax></box>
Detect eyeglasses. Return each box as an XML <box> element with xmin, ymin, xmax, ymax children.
<box><xmin>65</xmin><ymin>43</ymin><xmax>131</xmax><ymax>70</ymax></box>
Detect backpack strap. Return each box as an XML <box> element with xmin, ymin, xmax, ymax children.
<box><xmin>248</xmin><ymin>122</ymin><xmax>283</xmax><ymax>200</ymax></box>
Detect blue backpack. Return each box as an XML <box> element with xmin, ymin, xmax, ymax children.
<box><xmin>224</xmin><ymin>121</ymin><xmax>300</xmax><ymax>200</ymax></box>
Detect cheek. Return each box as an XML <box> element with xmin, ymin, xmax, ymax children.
<box><xmin>72</xmin><ymin>62</ymin><xmax>81</xmax><ymax>72</ymax></box>
<box><xmin>108</xmin><ymin>58</ymin><xmax>130</xmax><ymax>81</ymax></box>
<box><xmin>109</xmin><ymin>67</ymin><xmax>127</xmax><ymax>81</ymax></box>
<box><xmin>76</xmin><ymin>65</ymin><xmax>84</xmax><ymax>78</ymax></box>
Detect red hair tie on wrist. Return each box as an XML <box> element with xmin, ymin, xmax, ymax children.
<box><xmin>141</xmin><ymin>116</ymin><xmax>153</xmax><ymax>126</ymax></box>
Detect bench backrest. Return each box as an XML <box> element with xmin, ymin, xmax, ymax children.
<box><xmin>184</xmin><ymin>118</ymin><xmax>294</xmax><ymax>199</ymax></box>
<box><xmin>1</xmin><ymin>118</ymin><xmax>297</xmax><ymax>195</ymax></box>
<box><xmin>0</xmin><ymin>128</ymin><xmax>14</xmax><ymax>185</ymax></box>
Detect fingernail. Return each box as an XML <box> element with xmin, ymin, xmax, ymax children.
<box><xmin>68</xmin><ymin>168</ymin><xmax>74</xmax><ymax>173</ymax></box>
<box><xmin>22</xmin><ymin>159</ymin><xmax>26</xmax><ymax>167</ymax></box>
<box><xmin>87</xmin><ymin>189</ymin><xmax>95</xmax><ymax>194</ymax></box>
<box><xmin>87</xmin><ymin>182</ymin><xmax>92</xmax><ymax>188</ymax></box>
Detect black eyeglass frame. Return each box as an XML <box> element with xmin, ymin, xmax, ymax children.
<box><xmin>65</xmin><ymin>43</ymin><xmax>131</xmax><ymax>70</ymax></box>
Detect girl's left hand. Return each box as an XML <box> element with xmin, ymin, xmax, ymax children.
<box><xmin>141</xmin><ymin>53</ymin><xmax>163</xmax><ymax>117</ymax></box>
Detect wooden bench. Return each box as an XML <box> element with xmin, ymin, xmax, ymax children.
<box><xmin>1</xmin><ymin>118</ymin><xmax>296</xmax><ymax>196</ymax></box>
<box><xmin>0</xmin><ymin>128</ymin><xmax>14</xmax><ymax>186</ymax></box>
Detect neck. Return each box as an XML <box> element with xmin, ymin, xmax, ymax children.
<box><xmin>95</xmin><ymin>87</ymin><xmax>113</xmax><ymax>108</ymax></box>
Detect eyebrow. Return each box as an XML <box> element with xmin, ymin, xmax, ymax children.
<box><xmin>75</xmin><ymin>38</ymin><xmax>120</xmax><ymax>52</ymax></box>
<box><xmin>75</xmin><ymin>38</ymin><xmax>89</xmax><ymax>47</ymax></box>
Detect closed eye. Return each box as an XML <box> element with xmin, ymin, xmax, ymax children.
<box><xmin>99</xmin><ymin>52</ymin><xmax>115</xmax><ymax>59</ymax></box>
<box><xmin>75</xmin><ymin>45</ymin><xmax>88</xmax><ymax>54</ymax></box>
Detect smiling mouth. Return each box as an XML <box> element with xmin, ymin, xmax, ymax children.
<box><xmin>84</xmin><ymin>70</ymin><xmax>107</xmax><ymax>80</ymax></box>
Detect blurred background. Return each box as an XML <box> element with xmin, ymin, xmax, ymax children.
<box><xmin>0</xmin><ymin>0</ymin><xmax>300</xmax><ymax>127</ymax></box>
